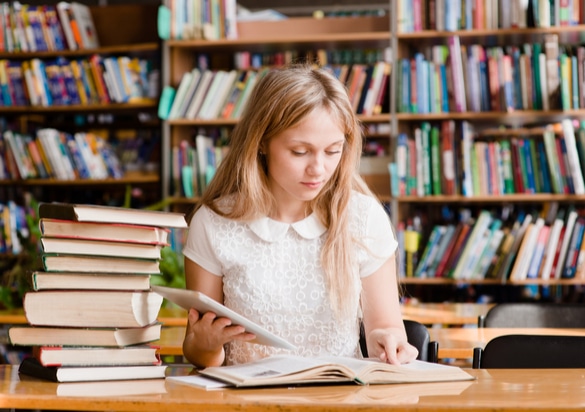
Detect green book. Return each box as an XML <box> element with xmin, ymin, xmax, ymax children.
<box><xmin>430</xmin><ymin>125</ymin><xmax>442</xmax><ymax>195</ymax></box>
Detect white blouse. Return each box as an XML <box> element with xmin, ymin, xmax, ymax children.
<box><xmin>183</xmin><ymin>191</ymin><xmax>398</xmax><ymax>365</ymax></box>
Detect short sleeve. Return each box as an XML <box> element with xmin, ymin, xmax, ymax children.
<box><xmin>182</xmin><ymin>206</ymin><xmax>223</xmax><ymax>276</ymax></box>
<box><xmin>359</xmin><ymin>198</ymin><xmax>398</xmax><ymax>278</ymax></box>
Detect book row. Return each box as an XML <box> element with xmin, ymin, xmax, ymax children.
<box><xmin>164</xmin><ymin>61</ymin><xmax>391</xmax><ymax>122</ymax></box>
<box><xmin>0</xmin><ymin>1</ymin><xmax>99</xmax><ymax>53</ymax></box>
<box><xmin>172</xmin><ymin>133</ymin><xmax>229</xmax><ymax>198</ymax></box>
<box><xmin>392</xmin><ymin>119</ymin><xmax>585</xmax><ymax>197</ymax></box>
<box><xmin>0</xmin><ymin>54</ymin><xmax>155</xmax><ymax>107</ymax></box>
<box><xmin>398</xmin><ymin>0</ymin><xmax>582</xmax><ymax>33</ymax></box>
<box><xmin>397</xmin><ymin>34</ymin><xmax>581</xmax><ymax>114</ymax></box>
<box><xmin>0</xmin><ymin>128</ymin><xmax>124</xmax><ymax>181</ymax></box>
<box><xmin>401</xmin><ymin>203</ymin><xmax>585</xmax><ymax>282</ymax></box>
<box><xmin>166</xmin><ymin>0</ymin><xmax>237</xmax><ymax>41</ymax></box>
<box><xmin>230</xmin><ymin>47</ymin><xmax>390</xmax><ymax>70</ymax></box>
<box><xmin>391</xmin><ymin>119</ymin><xmax>585</xmax><ymax>196</ymax></box>
<box><xmin>0</xmin><ymin>200</ymin><xmax>31</xmax><ymax>254</ymax></box>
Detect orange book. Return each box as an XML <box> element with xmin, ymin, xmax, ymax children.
<box><xmin>88</xmin><ymin>54</ymin><xmax>111</xmax><ymax>104</ymax></box>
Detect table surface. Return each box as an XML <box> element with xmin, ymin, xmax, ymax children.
<box><xmin>3</xmin><ymin>365</ymin><xmax>585</xmax><ymax>411</ymax></box>
<box><xmin>429</xmin><ymin>327</ymin><xmax>585</xmax><ymax>359</ymax></box>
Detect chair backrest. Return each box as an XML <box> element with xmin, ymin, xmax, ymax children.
<box><xmin>478</xmin><ymin>303</ymin><xmax>585</xmax><ymax>328</ymax></box>
<box><xmin>472</xmin><ymin>334</ymin><xmax>585</xmax><ymax>368</ymax></box>
<box><xmin>360</xmin><ymin>319</ymin><xmax>438</xmax><ymax>363</ymax></box>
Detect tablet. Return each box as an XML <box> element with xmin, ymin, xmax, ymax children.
<box><xmin>152</xmin><ymin>285</ymin><xmax>296</xmax><ymax>350</ymax></box>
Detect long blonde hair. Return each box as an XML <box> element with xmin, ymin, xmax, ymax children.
<box><xmin>189</xmin><ymin>63</ymin><xmax>376</xmax><ymax>317</ymax></box>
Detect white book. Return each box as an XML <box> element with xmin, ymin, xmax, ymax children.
<box><xmin>197</xmin><ymin>71</ymin><xmax>227</xmax><ymax>119</ymax></box>
<box><xmin>561</xmin><ymin>119</ymin><xmax>585</xmax><ymax>194</ymax></box>
<box><xmin>452</xmin><ymin>210</ymin><xmax>492</xmax><ymax>279</ymax></box>
<box><xmin>56</xmin><ymin>1</ymin><xmax>78</xmax><ymax>50</ymax></box>
<box><xmin>201</xmin><ymin>69</ymin><xmax>239</xmax><ymax>119</ymax></box>
<box><xmin>554</xmin><ymin>210</ymin><xmax>579</xmax><ymax>279</ymax></box>
<box><xmin>176</xmin><ymin>68</ymin><xmax>202</xmax><ymax>118</ymax></box>
<box><xmin>540</xmin><ymin>214</ymin><xmax>565</xmax><ymax>279</ymax></box>
<box><xmin>509</xmin><ymin>217</ymin><xmax>544</xmax><ymax>281</ymax></box>
<box><xmin>185</xmin><ymin>70</ymin><xmax>214</xmax><ymax>119</ymax></box>
<box><xmin>168</xmin><ymin>70</ymin><xmax>194</xmax><ymax>119</ymax></box>
<box><xmin>70</xmin><ymin>1</ymin><xmax>100</xmax><ymax>48</ymax></box>
<box><xmin>37</xmin><ymin>128</ymin><xmax>69</xmax><ymax>180</ymax></box>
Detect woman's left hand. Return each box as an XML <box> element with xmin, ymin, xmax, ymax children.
<box><xmin>367</xmin><ymin>328</ymin><xmax>419</xmax><ymax>365</ymax></box>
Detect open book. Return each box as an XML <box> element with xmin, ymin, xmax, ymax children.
<box><xmin>195</xmin><ymin>355</ymin><xmax>475</xmax><ymax>388</ymax></box>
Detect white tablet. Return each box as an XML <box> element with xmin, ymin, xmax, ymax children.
<box><xmin>152</xmin><ymin>285</ymin><xmax>296</xmax><ymax>350</ymax></box>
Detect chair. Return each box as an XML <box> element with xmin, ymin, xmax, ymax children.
<box><xmin>472</xmin><ymin>334</ymin><xmax>585</xmax><ymax>368</ymax></box>
<box><xmin>360</xmin><ymin>319</ymin><xmax>439</xmax><ymax>363</ymax></box>
<box><xmin>477</xmin><ymin>303</ymin><xmax>585</xmax><ymax>328</ymax></box>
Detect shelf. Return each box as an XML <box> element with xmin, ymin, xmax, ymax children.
<box><xmin>397</xmin><ymin>25</ymin><xmax>585</xmax><ymax>45</ymax></box>
<box><xmin>401</xmin><ymin>277</ymin><xmax>585</xmax><ymax>286</ymax></box>
<box><xmin>394</xmin><ymin>194</ymin><xmax>585</xmax><ymax>203</ymax></box>
<box><xmin>167</xmin><ymin>113</ymin><xmax>390</xmax><ymax>127</ymax></box>
<box><xmin>0</xmin><ymin>173</ymin><xmax>159</xmax><ymax>187</ymax></box>
<box><xmin>0</xmin><ymin>101</ymin><xmax>158</xmax><ymax>113</ymax></box>
<box><xmin>0</xmin><ymin>42</ymin><xmax>159</xmax><ymax>59</ymax></box>
<box><xmin>396</xmin><ymin>109</ymin><xmax>585</xmax><ymax>126</ymax></box>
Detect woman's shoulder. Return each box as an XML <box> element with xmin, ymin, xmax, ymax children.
<box><xmin>349</xmin><ymin>190</ymin><xmax>384</xmax><ymax>213</ymax></box>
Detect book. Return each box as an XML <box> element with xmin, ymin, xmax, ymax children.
<box><xmin>18</xmin><ymin>357</ymin><xmax>167</xmax><ymax>383</ymax></box>
<box><xmin>56</xmin><ymin>2</ymin><xmax>78</xmax><ymax>50</ymax></box>
<box><xmin>197</xmin><ymin>355</ymin><xmax>474</xmax><ymax>388</ymax></box>
<box><xmin>70</xmin><ymin>2</ymin><xmax>99</xmax><ymax>48</ymax></box>
<box><xmin>31</xmin><ymin>271</ymin><xmax>152</xmax><ymax>291</ymax></box>
<box><xmin>8</xmin><ymin>323</ymin><xmax>162</xmax><ymax>347</ymax></box>
<box><xmin>41</xmin><ymin>254</ymin><xmax>161</xmax><ymax>274</ymax></box>
<box><xmin>38</xmin><ymin>202</ymin><xmax>188</xmax><ymax>228</ymax></box>
<box><xmin>55</xmin><ymin>378</ymin><xmax>167</xmax><ymax>397</ymax></box>
<box><xmin>152</xmin><ymin>285</ymin><xmax>296</xmax><ymax>350</ymax></box>
<box><xmin>32</xmin><ymin>345</ymin><xmax>160</xmax><ymax>367</ymax></box>
<box><xmin>23</xmin><ymin>290</ymin><xmax>163</xmax><ymax>328</ymax></box>
<box><xmin>40</xmin><ymin>237</ymin><xmax>164</xmax><ymax>260</ymax></box>
<box><xmin>39</xmin><ymin>218</ymin><xmax>170</xmax><ymax>245</ymax></box>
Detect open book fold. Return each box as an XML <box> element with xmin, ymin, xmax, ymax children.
<box><xmin>196</xmin><ymin>355</ymin><xmax>475</xmax><ymax>388</ymax></box>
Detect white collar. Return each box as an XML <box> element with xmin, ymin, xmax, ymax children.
<box><xmin>248</xmin><ymin>213</ymin><xmax>327</xmax><ymax>242</ymax></box>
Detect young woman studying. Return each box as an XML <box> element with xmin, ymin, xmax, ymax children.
<box><xmin>181</xmin><ymin>63</ymin><xmax>417</xmax><ymax>368</ymax></box>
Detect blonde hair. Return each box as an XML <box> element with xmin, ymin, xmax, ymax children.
<box><xmin>189</xmin><ymin>63</ymin><xmax>376</xmax><ymax>317</ymax></box>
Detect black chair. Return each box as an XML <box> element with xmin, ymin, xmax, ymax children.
<box><xmin>472</xmin><ymin>334</ymin><xmax>585</xmax><ymax>368</ymax></box>
<box><xmin>477</xmin><ymin>303</ymin><xmax>585</xmax><ymax>328</ymax></box>
<box><xmin>360</xmin><ymin>319</ymin><xmax>439</xmax><ymax>363</ymax></box>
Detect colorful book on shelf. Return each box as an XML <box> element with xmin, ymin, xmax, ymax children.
<box><xmin>8</xmin><ymin>323</ymin><xmax>162</xmax><ymax>347</ymax></box>
<box><xmin>30</xmin><ymin>271</ymin><xmax>152</xmax><ymax>291</ymax></box>
<box><xmin>32</xmin><ymin>345</ymin><xmax>160</xmax><ymax>367</ymax></box>
<box><xmin>70</xmin><ymin>2</ymin><xmax>99</xmax><ymax>49</ymax></box>
<box><xmin>18</xmin><ymin>357</ymin><xmax>167</xmax><ymax>383</ymax></box>
<box><xmin>23</xmin><ymin>290</ymin><xmax>163</xmax><ymax>328</ymax></box>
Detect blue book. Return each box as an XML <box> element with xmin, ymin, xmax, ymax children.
<box><xmin>401</xmin><ymin>58</ymin><xmax>411</xmax><ymax>113</ymax></box>
<box><xmin>537</xmin><ymin>140</ymin><xmax>552</xmax><ymax>193</ymax></box>
<box><xmin>572</xmin><ymin>55</ymin><xmax>579</xmax><ymax>109</ymax></box>
<box><xmin>439</xmin><ymin>64</ymin><xmax>449</xmax><ymax>112</ymax></box>
<box><xmin>523</xmin><ymin>138</ymin><xmax>536</xmax><ymax>193</ymax></box>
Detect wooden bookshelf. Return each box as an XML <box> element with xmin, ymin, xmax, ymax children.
<box><xmin>0</xmin><ymin>3</ymin><xmax>162</xmax><ymax>206</ymax></box>
<box><xmin>391</xmin><ymin>1</ymin><xmax>585</xmax><ymax>295</ymax></box>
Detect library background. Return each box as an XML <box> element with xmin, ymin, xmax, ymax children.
<box><xmin>1</xmin><ymin>0</ymin><xmax>585</xmax><ymax>361</ymax></box>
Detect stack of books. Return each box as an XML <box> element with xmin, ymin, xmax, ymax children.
<box><xmin>10</xmin><ymin>202</ymin><xmax>188</xmax><ymax>383</ymax></box>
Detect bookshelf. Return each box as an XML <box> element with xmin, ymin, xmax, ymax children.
<box><xmin>0</xmin><ymin>3</ymin><xmax>162</xmax><ymax>208</ymax></box>
<box><xmin>161</xmin><ymin>13</ymin><xmax>393</xmax><ymax>213</ymax></box>
<box><xmin>392</xmin><ymin>1</ymin><xmax>585</xmax><ymax>301</ymax></box>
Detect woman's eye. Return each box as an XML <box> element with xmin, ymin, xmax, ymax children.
<box><xmin>292</xmin><ymin>151</ymin><xmax>307</xmax><ymax>156</ymax></box>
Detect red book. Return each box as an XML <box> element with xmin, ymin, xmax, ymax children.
<box><xmin>434</xmin><ymin>223</ymin><xmax>463</xmax><ymax>278</ymax></box>
<box><xmin>441</xmin><ymin>120</ymin><xmax>456</xmax><ymax>195</ymax></box>
<box><xmin>510</xmin><ymin>138</ymin><xmax>524</xmax><ymax>194</ymax></box>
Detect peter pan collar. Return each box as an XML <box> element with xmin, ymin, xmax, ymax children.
<box><xmin>248</xmin><ymin>213</ymin><xmax>327</xmax><ymax>242</ymax></box>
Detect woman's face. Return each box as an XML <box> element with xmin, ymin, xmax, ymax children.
<box><xmin>265</xmin><ymin>106</ymin><xmax>345</xmax><ymax>209</ymax></box>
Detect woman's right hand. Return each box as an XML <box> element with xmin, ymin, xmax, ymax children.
<box><xmin>182</xmin><ymin>307</ymin><xmax>256</xmax><ymax>368</ymax></box>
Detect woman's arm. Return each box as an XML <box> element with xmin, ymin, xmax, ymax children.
<box><xmin>360</xmin><ymin>254</ymin><xmax>418</xmax><ymax>364</ymax></box>
<box><xmin>182</xmin><ymin>257</ymin><xmax>254</xmax><ymax>367</ymax></box>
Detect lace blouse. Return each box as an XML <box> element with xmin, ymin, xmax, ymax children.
<box><xmin>183</xmin><ymin>191</ymin><xmax>398</xmax><ymax>365</ymax></box>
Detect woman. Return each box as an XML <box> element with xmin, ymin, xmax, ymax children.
<box><xmin>182</xmin><ymin>63</ymin><xmax>417</xmax><ymax>368</ymax></box>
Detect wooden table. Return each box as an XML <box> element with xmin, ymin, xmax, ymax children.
<box><xmin>429</xmin><ymin>327</ymin><xmax>585</xmax><ymax>359</ymax></box>
<box><xmin>401</xmin><ymin>303</ymin><xmax>493</xmax><ymax>326</ymax></box>
<box><xmin>3</xmin><ymin>365</ymin><xmax>585</xmax><ymax>411</ymax></box>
